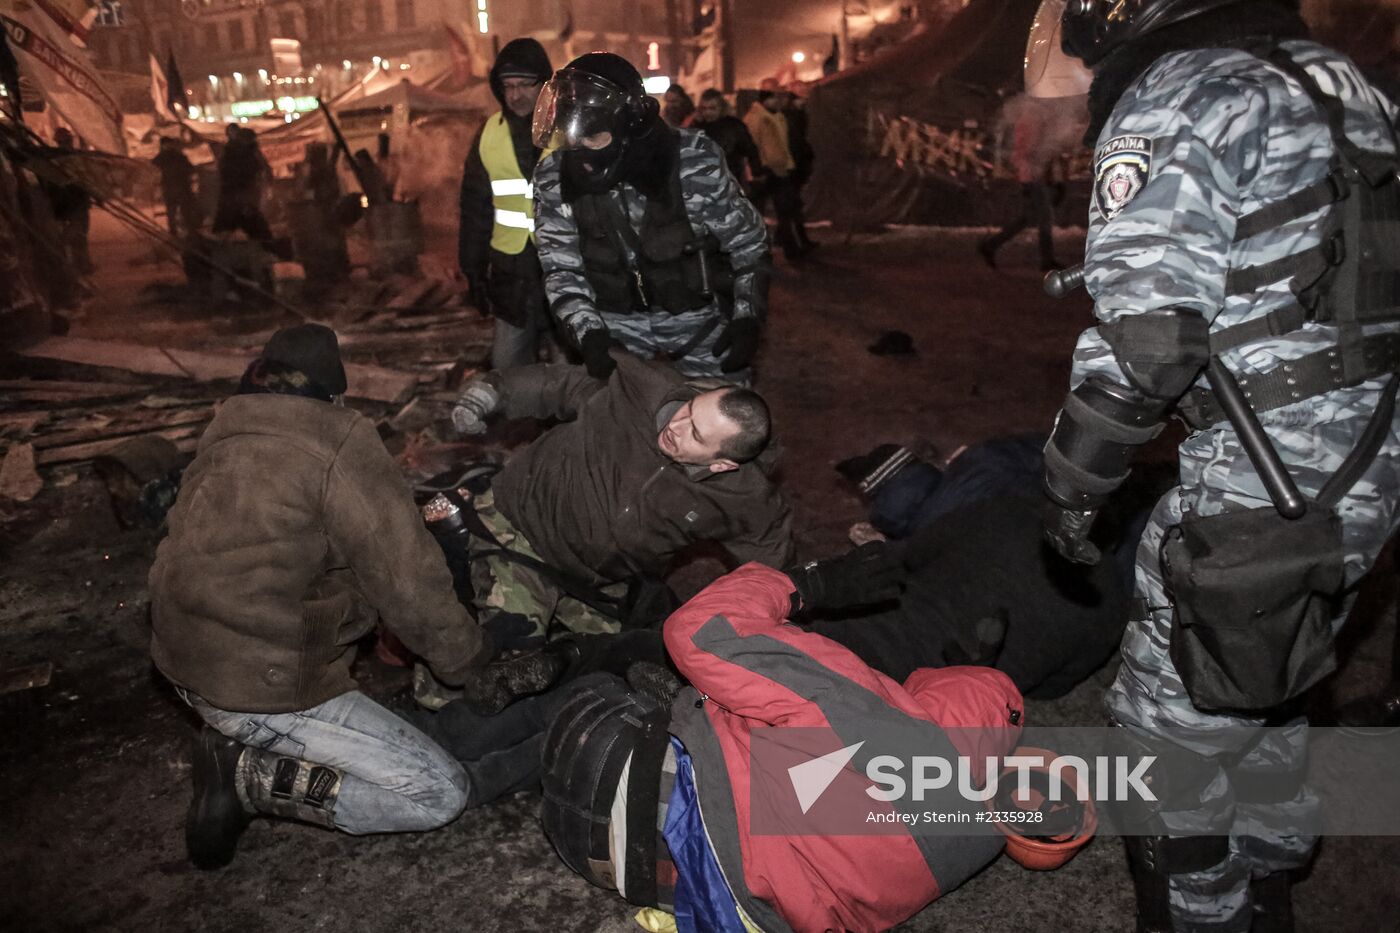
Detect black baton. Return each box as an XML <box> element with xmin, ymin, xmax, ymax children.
<box><xmin>1044</xmin><ymin>264</ymin><xmax>1086</xmax><ymax>299</ymax></box>
<box><xmin>1205</xmin><ymin>357</ymin><xmax>1308</xmax><ymax>519</ymax></box>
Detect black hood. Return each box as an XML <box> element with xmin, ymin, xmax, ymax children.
<box><xmin>489</xmin><ymin>37</ymin><xmax>552</xmax><ymax>109</ymax></box>
<box><xmin>561</xmin><ymin>116</ymin><xmax>675</xmax><ymax>201</ymax></box>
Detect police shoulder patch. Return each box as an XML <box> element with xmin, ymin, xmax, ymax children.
<box><xmin>1093</xmin><ymin>135</ymin><xmax>1152</xmax><ymax>221</ymax></box>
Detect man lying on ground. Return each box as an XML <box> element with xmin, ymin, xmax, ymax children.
<box><xmin>423</xmin><ymin>348</ymin><xmax>794</xmax><ymax>705</ymax></box>
<box><xmin>540</xmin><ymin>559</ymin><xmax>1024</xmax><ymax>932</ymax></box>
<box><xmin>817</xmin><ymin>434</ymin><xmax>1163</xmax><ymax>698</ymax></box>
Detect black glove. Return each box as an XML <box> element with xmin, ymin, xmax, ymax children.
<box><xmin>579</xmin><ymin>328</ymin><xmax>618</xmax><ymax>380</ymax></box>
<box><xmin>1043</xmin><ymin>504</ymin><xmax>1102</xmax><ymax>565</ymax></box>
<box><xmin>712</xmin><ymin>316</ymin><xmax>761</xmax><ymax>373</ymax></box>
<box><xmin>787</xmin><ymin>542</ymin><xmax>903</xmax><ymax>614</ymax></box>
<box><xmin>466</xmin><ymin>275</ymin><xmax>491</xmax><ymax>317</ymax></box>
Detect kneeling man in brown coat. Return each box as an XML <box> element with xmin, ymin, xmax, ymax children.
<box><xmin>149</xmin><ymin>325</ymin><xmax>494</xmax><ymax>869</ymax></box>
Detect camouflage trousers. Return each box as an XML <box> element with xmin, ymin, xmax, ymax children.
<box><xmin>467</xmin><ymin>490</ymin><xmax>623</xmax><ymax>648</ymax></box>
<box><xmin>599</xmin><ymin>305</ymin><xmax>752</xmax><ymax>385</ymax></box>
<box><xmin>1108</xmin><ymin>396</ymin><xmax>1400</xmax><ymax>932</ymax></box>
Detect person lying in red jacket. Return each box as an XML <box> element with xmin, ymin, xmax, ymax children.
<box><xmin>541</xmin><ymin>551</ymin><xmax>1025</xmax><ymax>933</ymax></box>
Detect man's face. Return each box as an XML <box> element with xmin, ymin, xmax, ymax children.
<box><xmin>502</xmin><ymin>76</ymin><xmax>542</xmax><ymax>118</ymax></box>
<box><xmin>580</xmin><ymin>131</ymin><xmax>613</xmax><ymax>150</ymax></box>
<box><xmin>698</xmin><ymin>98</ymin><xmax>722</xmax><ymax>122</ymax></box>
<box><xmin>762</xmin><ymin>93</ymin><xmax>785</xmax><ymax>113</ymax></box>
<box><xmin>657</xmin><ymin>391</ymin><xmax>742</xmax><ymax>472</ymax></box>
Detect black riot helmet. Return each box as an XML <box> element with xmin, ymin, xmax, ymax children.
<box><xmin>532</xmin><ymin>52</ymin><xmax>660</xmax><ymax>151</ymax></box>
<box><xmin>1059</xmin><ymin>0</ymin><xmax>1250</xmax><ymax>66</ymax></box>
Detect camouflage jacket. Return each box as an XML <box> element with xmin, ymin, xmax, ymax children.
<box><xmin>533</xmin><ymin>128</ymin><xmax>769</xmax><ymax>345</ymax></box>
<box><xmin>1072</xmin><ymin>41</ymin><xmax>1400</xmax><ymax>429</ymax></box>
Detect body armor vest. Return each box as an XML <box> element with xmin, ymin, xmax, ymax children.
<box><xmin>567</xmin><ymin>141</ymin><xmax>734</xmax><ymax>315</ymax></box>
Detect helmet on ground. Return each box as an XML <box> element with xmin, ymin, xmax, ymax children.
<box><xmin>992</xmin><ymin>746</ymin><xmax>1098</xmax><ymax>870</ymax></box>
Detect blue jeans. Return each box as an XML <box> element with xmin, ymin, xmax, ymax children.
<box><xmin>184</xmin><ymin>689</ymin><xmax>469</xmax><ymax>835</ymax></box>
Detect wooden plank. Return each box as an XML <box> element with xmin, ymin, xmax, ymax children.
<box><xmin>35</xmin><ymin>424</ymin><xmax>204</xmax><ymax>465</ymax></box>
<box><xmin>32</xmin><ymin>406</ymin><xmax>213</xmax><ymax>450</ymax></box>
<box><xmin>0</xmin><ymin>379</ymin><xmax>153</xmax><ymax>396</ymax></box>
<box><xmin>18</xmin><ymin>336</ymin><xmax>419</xmax><ymax>405</ymax></box>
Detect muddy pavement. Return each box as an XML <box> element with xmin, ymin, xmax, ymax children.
<box><xmin>3</xmin><ymin>223</ymin><xmax>1398</xmax><ymax>932</ymax></box>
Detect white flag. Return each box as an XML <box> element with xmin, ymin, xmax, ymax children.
<box><xmin>1</xmin><ymin>2</ymin><xmax>124</xmax><ymax>153</ymax></box>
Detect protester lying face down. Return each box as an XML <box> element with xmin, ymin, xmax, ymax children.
<box><xmin>149</xmin><ymin>324</ymin><xmax>496</xmax><ymax>871</ymax></box>
<box><xmin>817</xmin><ymin>434</ymin><xmax>1166</xmax><ymax>699</ymax></box>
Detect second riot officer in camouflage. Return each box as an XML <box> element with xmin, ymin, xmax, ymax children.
<box><xmin>1031</xmin><ymin>0</ymin><xmax>1400</xmax><ymax>930</ymax></box>
<box><xmin>531</xmin><ymin>52</ymin><xmax>771</xmax><ymax>383</ymax></box>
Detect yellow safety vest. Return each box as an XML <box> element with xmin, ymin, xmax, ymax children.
<box><xmin>480</xmin><ymin>111</ymin><xmax>540</xmax><ymax>255</ymax></box>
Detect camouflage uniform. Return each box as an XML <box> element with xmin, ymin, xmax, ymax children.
<box><xmin>1071</xmin><ymin>41</ymin><xmax>1400</xmax><ymax>931</ymax></box>
<box><xmin>467</xmin><ymin>490</ymin><xmax>624</xmax><ymax>645</ymax></box>
<box><xmin>533</xmin><ymin>129</ymin><xmax>769</xmax><ymax>381</ymax></box>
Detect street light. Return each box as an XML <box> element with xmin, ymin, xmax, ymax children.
<box><xmin>792</xmin><ymin>51</ymin><xmax>805</xmax><ymax>63</ymax></box>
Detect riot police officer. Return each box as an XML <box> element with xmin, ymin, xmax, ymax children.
<box><xmin>530</xmin><ymin>53</ymin><xmax>771</xmax><ymax>383</ymax></box>
<box><xmin>1031</xmin><ymin>0</ymin><xmax>1400</xmax><ymax>929</ymax></box>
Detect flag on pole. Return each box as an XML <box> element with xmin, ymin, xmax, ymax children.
<box><xmin>165</xmin><ymin>50</ymin><xmax>187</xmax><ymax>113</ymax></box>
<box><xmin>0</xmin><ymin>3</ymin><xmax>124</xmax><ymax>152</ymax></box>
<box><xmin>149</xmin><ymin>52</ymin><xmax>174</xmax><ymax>120</ymax></box>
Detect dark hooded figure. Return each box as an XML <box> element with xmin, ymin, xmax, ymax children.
<box><xmin>458</xmin><ymin>37</ymin><xmax>554</xmax><ymax>370</ymax></box>
<box><xmin>213</xmin><ymin>125</ymin><xmax>273</xmax><ymax>244</ymax></box>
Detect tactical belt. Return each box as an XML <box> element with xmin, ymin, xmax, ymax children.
<box><xmin>1177</xmin><ymin>330</ymin><xmax>1400</xmax><ymax>429</ymax></box>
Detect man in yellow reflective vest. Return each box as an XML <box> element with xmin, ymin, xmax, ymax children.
<box><xmin>458</xmin><ymin>38</ymin><xmax>554</xmax><ymax>369</ymax></box>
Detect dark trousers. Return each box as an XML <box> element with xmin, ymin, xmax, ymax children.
<box><xmin>163</xmin><ymin>192</ymin><xmax>201</xmax><ymax>239</ymax></box>
<box><xmin>213</xmin><ymin>199</ymin><xmax>273</xmax><ymax>244</ymax></box>
<box><xmin>984</xmin><ymin>182</ymin><xmax>1057</xmax><ymax>267</ymax></box>
<box><xmin>769</xmin><ymin>174</ymin><xmax>810</xmax><ymax>259</ymax></box>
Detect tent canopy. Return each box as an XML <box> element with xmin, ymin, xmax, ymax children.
<box><xmin>804</xmin><ymin>0</ymin><xmax>1050</xmax><ymax>228</ymax></box>
<box><xmin>336</xmin><ymin>78</ymin><xmax>480</xmax><ymax>119</ymax></box>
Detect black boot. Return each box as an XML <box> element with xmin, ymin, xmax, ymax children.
<box><xmin>455</xmin><ymin>647</ymin><xmax>571</xmax><ymax>716</ymax></box>
<box><xmin>1123</xmin><ymin>836</ymin><xmax>1175</xmax><ymax>933</ymax></box>
<box><xmin>186</xmin><ymin>727</ymin><xmax>253</xmax><ymax>870</ymax></box>
<box><xmin>1251</xmin><ymin>872</ymin><xmax>1295</xmax><ymax>933</ymax></box>
<box><xmin>627</xmin><ymin>660</ymin><xmax>682</xmax><ymax>705</ymax></box>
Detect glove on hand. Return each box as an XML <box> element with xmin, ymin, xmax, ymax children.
<box><xmin>1043</xmin><ymin>504</ymin><xmax>1102</xmax><ymax>566</ymax></box>
<box><xmin>712</xmin><ymin>316</ymin><xmax>761</xmax><ymax>373</ymax></box>
<box><xmin>466</xmin><ymin>276</ymin><xmax>491</xmax><ymax>317</ymax></box>
<box><xmin>787</xmin><ymin>542</ymin><xmax>903</xmax><ymax>614</ymax></box>
<box><xmin>451</xmin><ymin>378</ymin><xmax>500</xmax><ymax>436</ymax></box>
<box><xmin>580</xmin><ymin>328</ymin><xmax>618</xmax><ymax>380</ymax></box>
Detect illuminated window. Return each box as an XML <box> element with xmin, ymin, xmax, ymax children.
<box><xmin>95</xmin><ymin>1</ymin><xmax>124</xmax><ymax>27</ymax></box>
<box><xmin>647</xmin><ymin>41</ymin><xmax>660</xmax><ymax>70</ymax></box>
